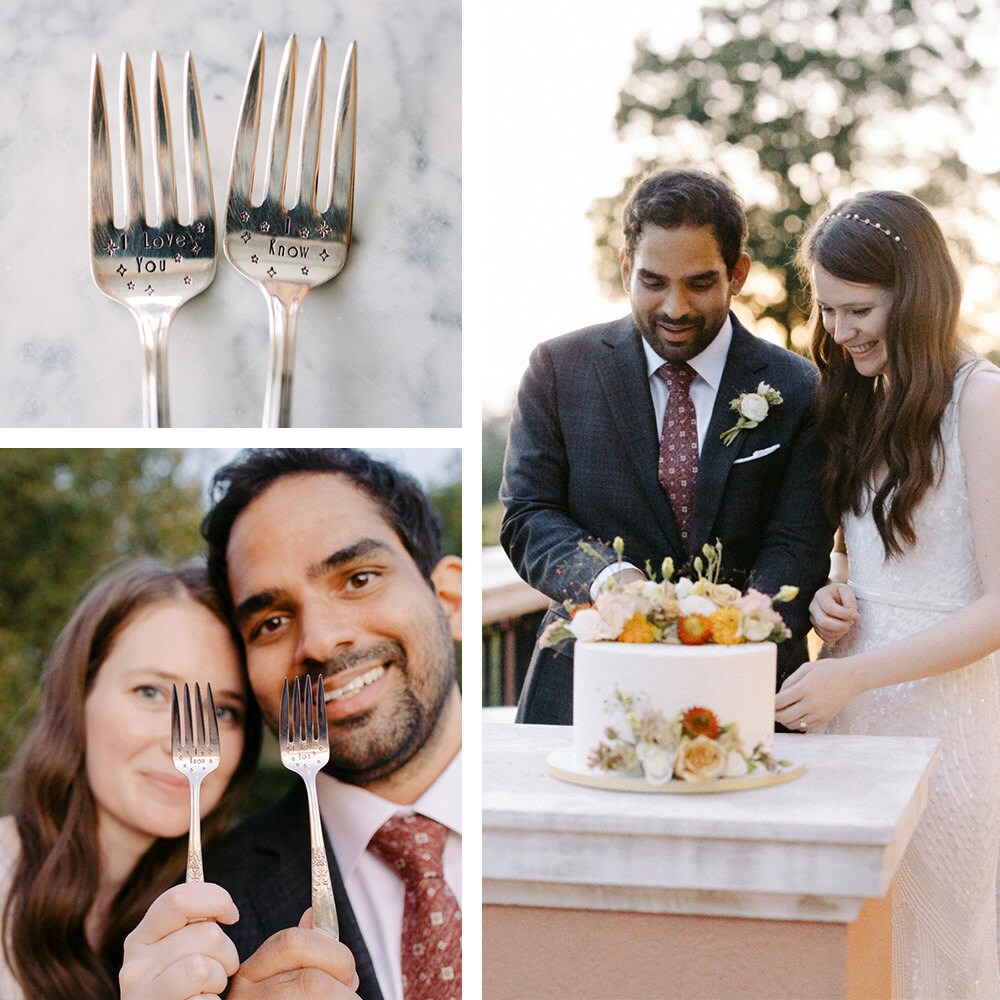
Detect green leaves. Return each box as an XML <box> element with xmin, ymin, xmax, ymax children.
<box><xmin>0</xmin><ymin>450</ymin><xmax>204</xmax><ymax>781</ymax></box>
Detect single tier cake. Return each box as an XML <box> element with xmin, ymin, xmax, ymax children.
<box><xmin>572</xmin><ymin>640</ymin><xmax>777</xmax><ymax>777</ymax></box>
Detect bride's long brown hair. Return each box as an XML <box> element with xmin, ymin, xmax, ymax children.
<box><xmin>2</xmin><ymin>560</ymin><xmax>262</xmax><ymax>999</ymax></box>
<box><xmin>797</xmin><ymin>191</ymin><xmax>963</xmax><ymax>557</ymax></box>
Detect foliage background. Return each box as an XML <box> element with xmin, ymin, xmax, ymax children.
<box><xmin>0</xmin><ymin>449</ymin><xmax>461</xmax><ymax>819</ymax></box>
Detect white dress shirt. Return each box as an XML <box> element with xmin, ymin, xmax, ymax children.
<box><xmin>590</xmin><ymin>318</ymin><xmax>733</xmax><ymax>597</ymax></box>
<box><xmin>316</xmin><ymin>750</ymin><xmax>462</xmax><ymax>1000</ymax></box>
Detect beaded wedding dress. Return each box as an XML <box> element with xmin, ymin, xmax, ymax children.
<box><xmin>817</xmin><ymin>358</ymin><xmax>1000</xmax><ymax>999</ymax></box>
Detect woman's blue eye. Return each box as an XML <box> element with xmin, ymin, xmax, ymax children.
<box><xmin>216</xmin><ymin>705</ymin><xmax>244</xmax><ymax>726</ymax></box>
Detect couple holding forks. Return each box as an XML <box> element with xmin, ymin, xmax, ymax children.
<box><xmin>0</xmin><ymin>449</ymin><xmax>462</xmax><ymax>1000</ymax></box>
<box><xmin>501</xmin><ymin>168</ymin><xmax>1000</xmax><ymax>997</ymax></box>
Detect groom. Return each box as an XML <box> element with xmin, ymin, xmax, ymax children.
<box><xmin>501</xmin><ymin>168</ymin><xmax>834</xmax><ymax>725</ymax></box>
<box><xmin>201</xmin><ymin>449</ymin><xmax>461</xmax><ymax>999</ymax></box>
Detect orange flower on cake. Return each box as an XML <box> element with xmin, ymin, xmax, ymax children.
<box><xmin>709</xmin><ymin>606</ymin><xmax>744</xmax><ymax>644</ymax></box>
<box><xmin>681</xmin><ymin>706</ymin><xmax>721</xmax><ymax>740</ymax></box>
<box><xmin>618</xmin><ymin>612</ymin><xmax>656</xmax><ymax>643</ymax></box>
<box><xmin>677</xmin><ymin>613</ymin><xmax>713</xmax><ymax>645</ymax></box>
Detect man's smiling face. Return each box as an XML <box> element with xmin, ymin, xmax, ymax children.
<box><xmin>226</xmin><ymin>472</ymin><xmax>459</xmax><ymax>786</ymax></box>
<box><xmin>621</xmin><ymin>223</ymin><xmax>749</xmax><ymax>363</ymax></box>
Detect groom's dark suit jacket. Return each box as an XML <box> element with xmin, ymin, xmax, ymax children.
<box><xmin>205</xmin><ymin>784</ymin><xmax>385</xmax><ymax>1000</ymax></box>
<box><xmin>501</xmin><ymin>313</ymin><xmax>834</xmax><ymax>725</ymax></box>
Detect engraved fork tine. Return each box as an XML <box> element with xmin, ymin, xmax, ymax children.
<box><xmin>278</xmin><ymin>677</ymin><xmax>339</xmax><ymax>937</ymax></box>
<box><xmin>225</xmin><ymin>33</ymin><xmax>357</xmax><ymax>428</ymax></box>
<box><xmin>88</xmin><ymin>51</ymin><xmax>217</xmax><ymax>428</ymax></box>
<box><xmin>171</xmin><ymin>683</ymin><xmax>221</xmax><ymax>883</ymax></box>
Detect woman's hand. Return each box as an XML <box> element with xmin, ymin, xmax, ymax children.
<box><xmin>120</xmin><ymin>882</ymin><xmax>241</xmax><ymax>1000</ymax></box>
<box><xmin>809</xmin><ymin>582</ymin><xmax>860</xmax><ymax>644</ymax></box>
<box><xmin>775</xmin><ymin>658</ymin><xmax>864</xmax><ymax>731</ymax></box>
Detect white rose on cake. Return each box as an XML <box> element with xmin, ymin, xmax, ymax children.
<box><xmin>635</xmin><ymin>741</ymin><xmax>676</xmax><ymax>784</ymax></box>
<box><xmin>566</xmin><ymin>608</ymin><xmax>617</xmax><ymax>643</ymax></box>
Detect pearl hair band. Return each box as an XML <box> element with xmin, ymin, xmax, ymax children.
<box><xmin>827</xmin><ymin>211</ymin><xmax>907</xmax><ymax>249</ymax></box>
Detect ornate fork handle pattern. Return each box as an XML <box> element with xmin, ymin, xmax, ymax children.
<box><xmin>309</xmin><ymin>841</ymin><xmax>337</xmax><ymax>932</ymax></box>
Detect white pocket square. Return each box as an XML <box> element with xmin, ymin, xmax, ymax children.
<box><xmin>733</xmin><ymin>444</ymin><xmax>781</xmax><ymax>464</ymax></box>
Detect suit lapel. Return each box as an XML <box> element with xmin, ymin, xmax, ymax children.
<box><xmin>594</xmin><ymin>318</ymin><xmax>685</xmax><ymax>552</ymax></box>
<box><xmin>247</xmin><ymin>786</ymin><xmax>385</xmax><ymax>1000</ymax></box>
<box><xmin>691</xmin><ymin>316</ymin><xmax>770</xmax><ymax>546</ymax></box>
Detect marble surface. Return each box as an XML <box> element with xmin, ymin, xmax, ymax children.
<box><xmin>483</xmin><ymin>723</ymin><xmax>940</xmax><ymax>922</ymax></box>
<box><xmin>0</xmin><ymin>0</ymin><xmax>460</xmax><ymax>427</ymax></box>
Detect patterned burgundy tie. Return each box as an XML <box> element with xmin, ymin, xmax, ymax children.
<box><xmin>656</xmin><ymin>361</ymin><xmax>699</xmax><ymax>544</ymax></box>
<box><xmin>368</xmin><ymin>813</ymin><xmax>461</xmax><ymax>1000</ymax></box>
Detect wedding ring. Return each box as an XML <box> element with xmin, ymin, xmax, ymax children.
<box><xmin>798</xmin><ymin>718</ymin><xmax>807</xmax><ymax>729</ymax></box>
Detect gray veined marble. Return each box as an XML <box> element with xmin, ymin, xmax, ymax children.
<box><xmin>0</xmin><ymin>0</ymin><xmax>461</xmax><ymax>427</ymax></box>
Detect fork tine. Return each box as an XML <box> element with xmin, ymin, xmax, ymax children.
<box><xmin>194</xmin><ymin>682</ymin><xmax>206</xmax><ymax>752</ymax></box>
<box><xmin>280</xmin><ymin>677</ymin><xmax>290</xmax><ymax>744</ymax></box>
<box><xmin>182</xmin><ymin>681</ymin><xmax>194</xmax><ymax>751</ymax></box>
<box><xmin>171</xmin><ymin>683</ymin><xmax>181</xmax><ymax>749</ymax></box>
<box><xmin>228</xmin><ymin>32</ymin><xmax>266</xmax><ymax>207</ymax></box>
<box><xmin>205</xmin><ymin>683</ymin><xmax>220</xmax><ymax>753</ymax></box>
<box><xmin>120</xmin><ymin>54</ymin><xmax>144</xmax><ymax>229</ymax></box>
<box><xmin>305</xmin><ymin>674</ymin><xmax>316</xmax><ymax>741</ymax></box>
<box><xmin>317</xmin><ymin>675</ymin><xmax>328</xmax><ymax>745</ymax></box>
<box><xmin>297</xmin><ymin>38</ymin><xmax>325</xmax><ymax>212</ymax></box>
<box><xmin>89</xmin><ymin>55</ymin><xmax>114</xmax><ymax>234</ymax></box>
<box><xmin>325</xmin><ymin>40</ymin><xmax>357</xmax><ymax>235</ymax></box>
<box><xmin>184</xmin><ymin>51</ymin><xmax>214</xmax><ymax>225</ymax></box>
<box><xmin>150</xmin><ymin>53</ymin><xmax>177</xmax><ymax>226</ymax></box>
<box><xmin>263</xmin><ymin>35</ymin><xmax>297</xmax><ymax>209</ymax></box>
<box><xmin>293</xmin><ymin>676</ymin><xmax>303</xmax><ymax>743</ymax></box>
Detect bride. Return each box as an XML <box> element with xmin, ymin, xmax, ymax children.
<box><xmin>774</xmin><ymin>190</ymin><xmax>1000</xmax><ymax>999</ymax></box>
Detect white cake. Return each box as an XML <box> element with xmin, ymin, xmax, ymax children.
<box><xmin>572</xmin><ymin>641</ymin><xmax>777</xmax><ymax>771</ymax></box>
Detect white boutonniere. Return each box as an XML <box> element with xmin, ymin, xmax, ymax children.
<box><xmin>720</xmin><ymin>382</ymin><xmax>783</xmax><ymax>447</ymax></box>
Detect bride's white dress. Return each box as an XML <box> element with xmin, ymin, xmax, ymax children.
<box><xmin>817</xmin><ymin>358</ymin><xmax>1000</xmax><ymax>1000</ymax></box>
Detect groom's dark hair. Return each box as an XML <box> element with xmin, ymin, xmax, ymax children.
<box><xmin>622</xmin><ymin>168</ymin><xmax>748</xmax><ymax>275</ymax></box>
<box><xmin>201</xmin><ymin>449</ymin><xmax>444</xmax><ymax>614</ymax></box>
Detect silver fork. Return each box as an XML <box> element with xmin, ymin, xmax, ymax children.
<box><xmin>224</xmin><ymin>33</ymin><xmax>357</xmax><ymax>428</ymax></box>
<box><xmin>279</xmin><ymin>676</ymin><xmax>339</xmax><ymax>938</ymax></box>
<box><xmin>89</xmin><ymin>51</ymin><xmax>217</xmax><ymax>428</ymax></box>
<box><xmin>171</xmin><ymin>683</ymin><xmax>221</xmax><ymax>883</ymax></box>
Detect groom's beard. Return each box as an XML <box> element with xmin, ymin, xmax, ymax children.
<box><xmin>635</xmin><ymin>308</ymin><xmax>727</xmax><ymax>364</ymax></box>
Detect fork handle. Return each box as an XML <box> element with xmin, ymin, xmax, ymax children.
<box><xmin>137</xmin><ymin>312</ymin><xmax>172</xmax><ymax>428</ymax></box>
<box><xmin>262</xmin><ymin>295</ymin><xmax>302</xmax><ymax>428</ymax></box>
<box><xmin>186</xmin><ymin>774</ymin><xmax>205</xmax><ymax>882</ymax></box>
<box><xmin>303</xmin><ymin>778</ymin><xmax>340</xmax><ymax>938</ymax></box>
